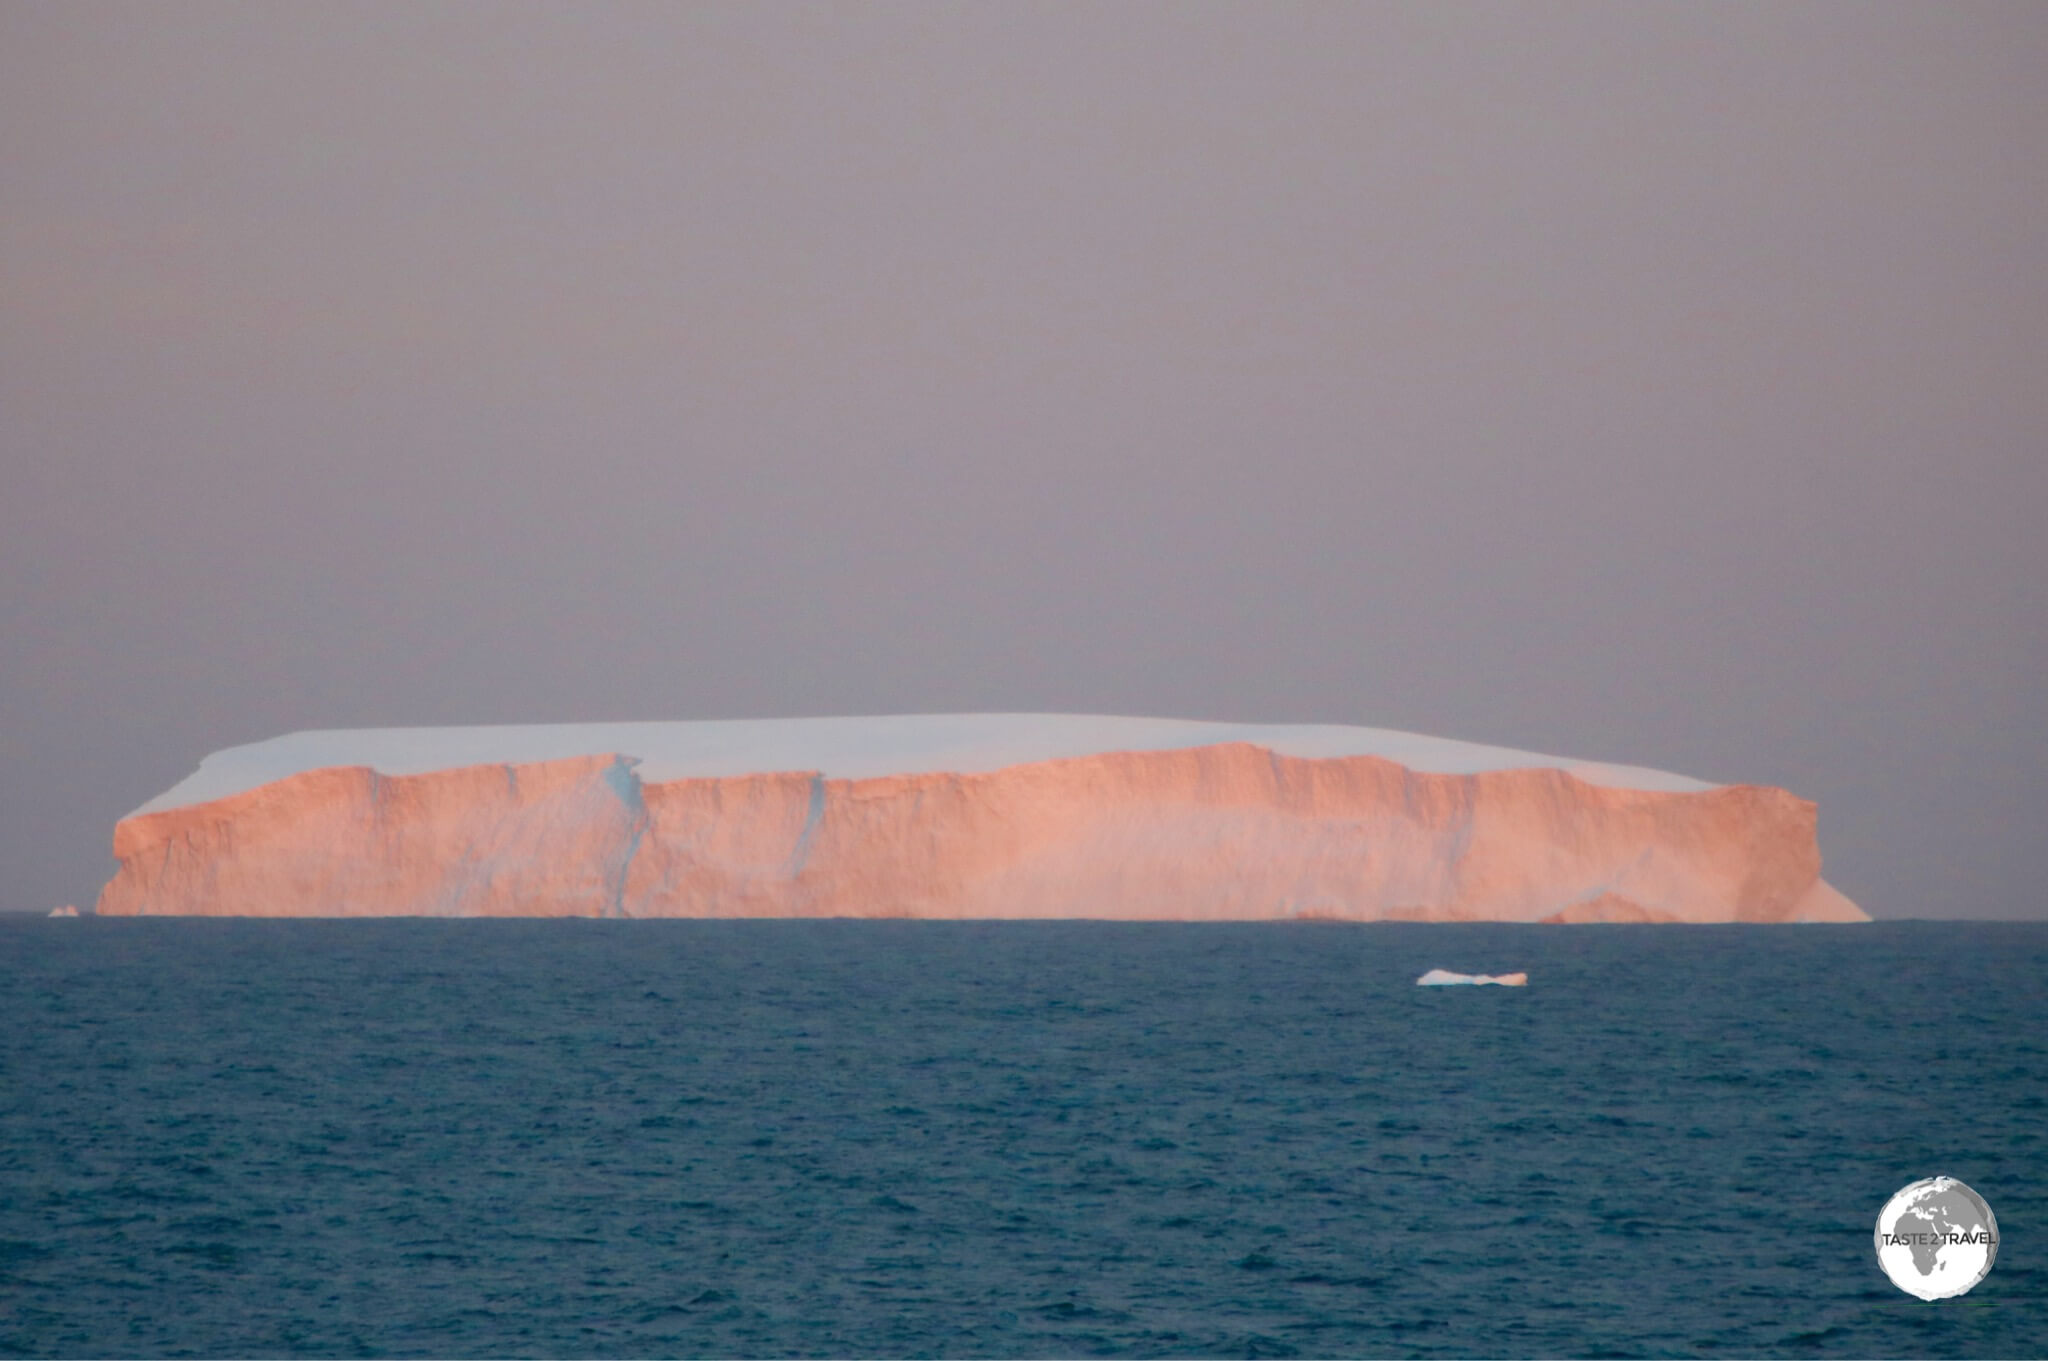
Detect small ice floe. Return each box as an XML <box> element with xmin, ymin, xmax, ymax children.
<box><xmin>1416</xmin><ymin>968</ymin><xmax>1526</xmax><ymax>986</ymax></box>
<box><xmin>48</xmin><ymin>905</ymin><xmax>79</xmax><ymax>917</ymax></box>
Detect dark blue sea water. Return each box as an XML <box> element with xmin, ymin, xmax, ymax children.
<box><xmin>2</xmin><ymin>919</ymin><xmax>2043</xmax><ymax>1359</ymax></box>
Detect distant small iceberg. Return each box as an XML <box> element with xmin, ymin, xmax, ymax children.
<box><xmin>48</xmin><ymin>905</ymin><xmax>78</xmax><ymax>918</ymax></box>
<box><xmin>1417</xmin><ymin>968</ymin><xmax>1525</xmax><ymax>986</ymax></box>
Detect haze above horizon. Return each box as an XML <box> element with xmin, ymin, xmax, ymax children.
<box><xmin>4</xmin><ymin>3</ymin><xmax>2043</xmax><ymax>917</ymax></box>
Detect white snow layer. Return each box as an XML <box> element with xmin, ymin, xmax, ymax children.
<box><xmin>131</xmin><ymin>713</ymin><xmax>1715</xmax><ymax>817</ymax></box>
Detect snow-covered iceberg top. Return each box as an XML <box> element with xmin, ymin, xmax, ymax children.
<box><xmin>132</xmin><ymin>713</ymin><xmax>1715</xmax><ymax>817</ymax></box>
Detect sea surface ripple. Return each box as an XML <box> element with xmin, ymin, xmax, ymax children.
<box><xmin>2</xmin><ymin>919</ymin><xmax>2043</xmax><ymax>1358</ymax></box>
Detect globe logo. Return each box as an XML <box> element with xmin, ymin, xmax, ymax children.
<box><xmin>1874</xmin><ymin>1176</ymin><xmax>1999</xmax><ymax>1300</ymax></box>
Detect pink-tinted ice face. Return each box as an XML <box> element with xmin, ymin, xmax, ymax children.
<box><xmin>99</xmin><ymin>719</ymin><xmax>1862</xmax><ymax>923</ymax></box>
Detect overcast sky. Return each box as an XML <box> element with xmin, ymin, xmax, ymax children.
<box><xmin>5</xmin><ymin>2</ymin><xmax>2043</xmax><ymax>919</ymax></box>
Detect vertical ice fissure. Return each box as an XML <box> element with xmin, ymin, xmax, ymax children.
<box><xmin>790</xmin><ymin>773</ymin><xmax>826</xmax><ymax>875</ymax></box>
<box><xmin>604</xmin><ymin>754</ymin><xmax>648</xmax><ymax>919</ymax></box>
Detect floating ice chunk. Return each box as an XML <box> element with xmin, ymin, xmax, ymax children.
<box><xmin>48</xmin><ymin>905</ymin><xmax>78</xmax><ymax>917</ymax></box>
<box><xmin>1417</xmin><ymin>968</ymin><xmax>1526</xmax><ymax>986</ymax></box>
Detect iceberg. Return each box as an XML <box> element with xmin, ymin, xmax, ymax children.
<box><xmin>47</xmin><ymin>905</ymin><xmax>78</xmax><ymax>918</ymax></box>
<box><xmin>1417</xmin><ymin>969</ymin><xmax>1528</xmax><ymax>986</ymax></box>
<box><xmin>93</xmin><ymin>713</ymin><xmax>1869</xmax><ymax>922</ymax></box>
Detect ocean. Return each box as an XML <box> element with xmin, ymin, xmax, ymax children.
<box><xmin>2</xmin><ymin>918</ymin><xmax>2042</xmax><ymax>1358</ymax></box>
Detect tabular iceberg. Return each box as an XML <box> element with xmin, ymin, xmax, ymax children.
<box><xmin>94</xmin><ymin>714</ymin><xmax>1868</xmax><ymax>922</ymax></box>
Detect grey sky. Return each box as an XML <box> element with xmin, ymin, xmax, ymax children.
<box><xmin>4</xmin><ymin>2</ymin><xmax>2043</xmax><ymax>918</ymax></box>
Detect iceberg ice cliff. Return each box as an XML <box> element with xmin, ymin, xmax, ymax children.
<box><xmin>95</xmin><ymin>714</ymin><xmax>1868</xmax><ymax>922</ymax></box>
